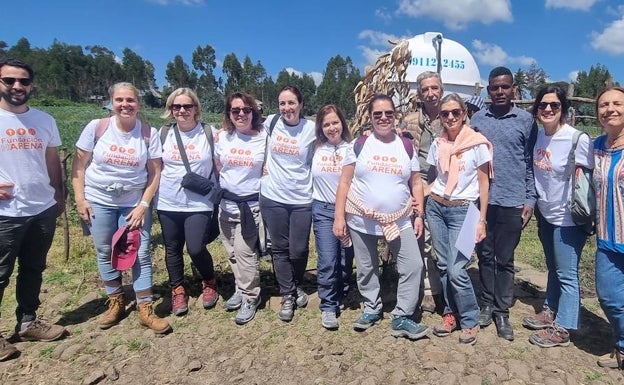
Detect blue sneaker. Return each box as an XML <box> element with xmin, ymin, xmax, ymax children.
<box><xmin>353</xmin><ymin>312</ymin><xmax>382</xmax><ymax>331</ymax></box>
<box><xmin>391</xmin><ymin>316</ymin><xmax>429</xmax><ymax>340</ymax></box>
<box><xmin>235</xmin><ymin>299</ymin><xmax>258</xmax><ymax>325</ymax></box>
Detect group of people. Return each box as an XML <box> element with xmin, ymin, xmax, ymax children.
<box><xmin>1</xmin><ymin>57</ymin><xmax>624</xmax><ymax>371</ymax></box>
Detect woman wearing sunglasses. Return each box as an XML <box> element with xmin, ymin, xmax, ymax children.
<box><xmin>214</xmin><ymin>92</ymin><xmax>265</xmax><ymax>325</ymax></box>
<box><xmin>260</xmin><ymin>85</ymin><xmax>316</xmax><ymax>322</ymax></box>
<box><xmin>522</xmin><ymin>86</ymin><xmax>593</xmax><ymax>348</ymax></box>
<box><xmin>426</xmin><ymin>93</ymin><xmax>492</xmax><ymax>345</ymax></box>
<box><xmin>155</xmin><ymin>88</ymin><xmax>219</xmax><ymax>317</ymax></box>
<box><xmin>72</xmin><ymin>82</ymin><xmax>170</xmax><ymax>333</ymax></box>
<box><xmin>333</xmin><ymin>94</ymin><xmax>429</xmax><ymax>340</ymax></box>
<box><xmin>311</xmin><ymin>104</ymin><xmax>354</xmax><ymax>330</ymax></box>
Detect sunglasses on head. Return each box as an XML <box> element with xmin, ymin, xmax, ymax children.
<box><xmin>171</xmin><ymin>104</ymin><xmax>195</xmax><ymax>111</ymax></box>
<box><xmin>372</xmin><ymin>110</ymin><xmax>395</xmax><ymax>119</ymax></box>
<box><xmin>439</xmin><ymin>109</ymin><xmax>464</xmax><ymax>119</ymax></box>
<box><xmin>537</xmin><ymin>101</ymin><xmax>561</xmax><ymax>111</ymax></box>
<box><xmin>0</xmin><ymin>77</ymin><xmax>33</xmax><ymax>86</ymax></box>
<box><xmin>230</xmin><ymin>107</ymin><xmax>253</xmax><ymax>115</ymax></box>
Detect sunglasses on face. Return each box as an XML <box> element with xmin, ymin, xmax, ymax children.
<box><xmin>0</xmin><ymin>77</ymin><xmax>33</xmax><ymax>86</ymax></box>
<box><xmin>487</xmin><ymin>84</ymin><xmax>512</xmax><ymax>92</ymax></box>
<box><xmin>537</xmin><ymin>102</ymin><xmax>561</xmax><ymax>111</ymax></box>
<box><xmin>372</xmin><ymin>110</ymin><xmax>395</xmax><ymax>119</ymax></box>
<box><xmin>230</xmin><ymin>107</ymin><xmax>253</xmax><ymax>115</ymax></box>
<box><xmin>439</xmin><ymin>109</ymin><xmax>464</xmax><ymax>119</ymax></box>
<box><xmin>171</xmin><ymin>104</ymin><xmax>195</xmax><ymax>111</ymax></box>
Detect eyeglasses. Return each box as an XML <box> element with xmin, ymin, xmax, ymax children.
<box><xmin>0</xmin><ymin>77</ymin><xmax>33</xmax><ymax>86</ymax></box>
<box><xmin>439</xmin><ymin>109</ymin><xmax>463</xmax><ymax>119</ymax></box>
<box><xmin>171</xmin><ymin>104</ymin><xmax>195</xmax><ymax>111</ymax></box>
<box><xmin>537</xmin><ymin>101</ymin><xmax>561</xmax><ymax>111</ymax></box>
<box><xmin>230</xmin><ymin>107</ymin><xmax>253</xmax><ymax>115</ymax></box>
<box><xmin>372</xmin><ymin>110</ymin><xmax>395</xmax><ymax>119</ymax></box>
<box><xmin>487</xmin><ymin>84</ymin><xmax>512</xmax><ymax>92</ymax></box>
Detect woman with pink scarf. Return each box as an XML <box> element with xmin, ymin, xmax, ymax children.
<box><xmin>426</xmin><ymin>93</ymin><xmax>492</xmax><ymax>345</ymax></box>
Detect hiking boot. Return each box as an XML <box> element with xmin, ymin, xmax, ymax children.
<box><xmin>225</xmin><ymin>290</ymin><xmax>243</xmax><ymax>311</ymax></box>
<box><xmin>478</xmin><ymin>304</ymin><xmax>493</xmax><ymax>327</ymax></box>
<box><xmin>420</xmin><ymin>294</ymin><xmax>436</xmax><ymax>313</ymax></box>
<box><xmin>296</xmin><ymin>287</ymin><xmax>308</xmax><ymax>308</ymax></box>
<box><xmin>494</xmin><ymin>314</ymin><xmax>514</xmax><ymax>341</ymax></box>
<box><xmin>18</xmin><ymin>319</ymin><xmax>66</xmax><ymax>342</ymax></box>
<box><xmin>99</xmin><ymin>292</ymin><xmax>125</xmax><ymax>329</ymax></box>
<box><xmin>171</xmin><ymin>286</ymin><xmax>188</xmax><ymax>316</ymax></box>
<box><xmin>0</xmin><ymin>336</ymin><xmax>18</xmax><ymax>361</ymax></box>
<box><xmin>522</xmin><ymin>306</ymin><xmax>555</xmax><ymax>330</ymax></box>
<box><xmin>201</xmin><ymin>278</ymin><xmax>219</xmax><ymax>309</ymax></box>
<box><xmin>597</xmin><ymin>348</ymin><xmax>624</xmax><ymax>369</ymax></box>
<box><xmin>235</xmin><ymin>299</ymin><xmax>258</xmax><ymax>325</ymax></box>
<box><xmin>278</xmin><ymin>295</ymin><xmax>296</xmax><ymax>322</ymax></box>
<box><xmin>459</xmin><ymin>326</ymin><xmax>479</xmax><ymax>345</ymax></box>
<box><xmin>353</xmin><ymin>312</ymin><xmax>382</xmax><ymax>331</ymax></box>
<box><xmin>391</xmin><ymin>316</ymin><xmax>429</xmax><ymax>340</ymax></box>
<box><xmin>529</xmin><ymin>325</ymin><xmax>570</xmax><ymax>348</ymax></box>
<box><xmin>433</xmin><ymin>313</ymin><xmax>459</xmax><ymax>337</ymax></box>
<box><xmin>138</xmin><ymin>301</ymin><xmax>172</xmax><ymax>334</ymax></box>
<box><xmin>321</xmin><ymin>311</ymin><xmax>339</xmax><ymax>330</ymax></box>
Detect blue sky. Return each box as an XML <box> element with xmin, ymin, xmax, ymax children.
<box><xmin>3</xmin><ymin>0</ymin><xmax>623</xmax><ymax>94</ymax></box>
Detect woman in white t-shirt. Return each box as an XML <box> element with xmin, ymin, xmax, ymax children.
<box><xmin>155</xmin><ymin>88</ymin><xmax>219</xmax><ymax>317</ymax></box>
<box><xmin>72</xmin><ymin>82</ymin><xmax>170</xmax><ymax>333</ymax></box>
<box><xmin>259</xmin><ymin>85</ymin><xmax>316</xmax><ymax>322</ymax></box>
<box><xmin>522</xmin><ymin>86</ymin><xmax>593</xmax><ymax>348</ymax></box>
<box><xmin>311</xmin><ymin>104</ymin><xmax>354</xmax><ymax>330</ymax></box>
<box><xmin>333</xmin><ymin>94</ymin><xmax>429</xmax><ymax>340</ymax></box>
<box><xmin>214</xmin><ymin>92</ymin><xmax>265</xmax><ymax>325</ymax></box>
<box><xmin>425</xmin><ymin>93</ymin><xmax>492</xmax><ymax>346</ymax></box>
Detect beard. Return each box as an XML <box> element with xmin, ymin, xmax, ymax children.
<box><xmin>0</xmin><ymin>88</ymin><xmax>32</xmax><ymax>107</ymax></box>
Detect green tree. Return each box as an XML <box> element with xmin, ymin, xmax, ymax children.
<box><xmin>514</xmin><ymin>68</ymin><xmax>528</xmax><ymax>99</ymax></box>
<box><xmin>316</xmin><ymin>55</ymin><xmax>361</xmax><ymax>117</ymax></box>
<box><xmin>165</xmin><ymin>55</ymin><xmax>197</xmax><ymax>90</ymax></box>
<box><xmin>222</xmin><ymin>53</ymin><xmax>244</xmax><ymax>96</ymax></box>
<box><xmin>192</xmin><ymin>45</ymin><xmax>223</xmax><ymax>112</ymax></box>
<box><xmin>574</xmin><ymin>64</ymin><xmax>613</xmax><ymax>99</ymax></box>
<box><xmin>122</xmin><ymin>48</ymin><xmax>151</xmax><ymax>90</ymax></box>
<box><xmin>525</xmin><ymin>62</ymin><xmax>547</xmax><ymax>98</ymax></box>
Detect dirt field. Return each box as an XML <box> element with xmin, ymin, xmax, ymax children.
<box><xmin>0</xmin><ymin>230</ymin><xmax>621</xmax><ymax>385</ymax></box>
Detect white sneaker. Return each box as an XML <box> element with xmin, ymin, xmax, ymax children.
<box><xmin>225</xmin><ymin>290</ymin><xmax>243</xmax><ymax>311</ymax></box>
<box><xmin>321</xmin><ymin>311</ymin><xmax>339</xmax><ymax>330</ymax></box>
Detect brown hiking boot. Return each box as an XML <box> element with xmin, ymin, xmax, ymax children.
<box><xmin>99</xmin><ymin>292</ymin><xmax>125</xmax><ymax>330</ymax></box>
<box><xmin>0</xmin><ymin>336</ymin><xmax>18</xmax><ymax>361</ymax></box>
<box><xmin>18</xmin><ymin>319</ymin><xmax>66</xmax><ymax>342</ymax></box>
<box><xmin>433</xmin><ymin>313</ymin><xmax>459</xmax><ymax>337</ymax></box>
<box><xmin>597</xmin><ymin>348</ymin><xmax>624</xmax><ymax>369</ymax></box>
<box><xmin>201</xmin><ymin>278</ymin><xmax>218</xmax><ymax>309</ymax></box>
<box><xmin>522</xmin><ymin>306</ymin><xmax>555</xmax><ymax>330</ymax></box>
<box><xmin>171</xmin><ymin>286</ymin><xmax>188</xmax><ymax>316</ymax></box>
<box><xmin>459</xmin><ymin>326</ymin><xmax>479</xmax><ymax>345</ymax></box>
<box><xmin>138</xmin><ymin>301</ymin><xmax>172</xmax><ymax>334</ymax></box>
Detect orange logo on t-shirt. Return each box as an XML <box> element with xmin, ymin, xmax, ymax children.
<box><xmin>5</xmin><ymin>129</ymin><xmax>15</xmax><ymax>136</ymax></box>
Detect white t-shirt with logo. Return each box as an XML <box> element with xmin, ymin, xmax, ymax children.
<box><xmin>156</xmin><ymin>123</ymin><xmax>216</xmax><ymax>212</ymax></box>
<box><xmin>260</xmin><ymin>115</ymin><xmax>315</xmax><ymax>205</ymax></box>
<box><xmin>312</xmin><ymin>141</ymin><xmax>351</xmax><ymax>203</ymax></box>
<box><xmin>0</xmin><ymin>107</ymin><xmax>61</xmax><ymax>217</ymax></box>
<box><xmin>345</xmin><ymin>134</ymin><xmax>419</xmax><ymax>235</ymax></box>
<box><xmin>533</xmin><ymin>123</ymin><xmax>594</xmax><ymax>226</ymax></box>
<box><xmin>427</xmin><ymin>140</ymin><xmax>491</xmax><ymax>201</ymax></box>
<box><xmin>215</xmin><ymin>128</ymin><xmax>266</xmax><ymax>215</ymax></box>
<box><xmin>75</xmin><ymin>116</ymin><xmax>162</xmax><ymax>207</ymax></box>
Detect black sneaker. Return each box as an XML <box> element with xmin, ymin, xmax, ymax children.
<box><xmin>278</xmin><ymin>295</ymin><xmax>296</xmax><ymax>322</ymax></box>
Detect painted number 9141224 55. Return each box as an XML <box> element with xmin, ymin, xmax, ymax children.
<box><xmin>411</xmin><ymin>57</ymin><xmax>465</xmax><ymax>69</ymax></box>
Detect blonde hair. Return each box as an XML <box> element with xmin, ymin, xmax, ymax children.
<box><xmin>161</xmin><ymin>87</ymin><xmax>202</xmax><ymax>123</ymax></box>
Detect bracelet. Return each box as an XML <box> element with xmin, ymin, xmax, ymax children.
<box><xmin>479</xmin><ymin>219</ymin><xmax>487</xmax><ymax>224</ymax></box>
<box><xmin>414</xmin><ymin>211</ymin><xmax>425</xmax><ymax>219</ymax></box>
<box><xmin>139</xmin><ymin>200</ymin><xmax>150</xmax><ymax>208</ymax></box>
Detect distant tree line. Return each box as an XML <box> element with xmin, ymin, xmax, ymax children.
<box><xmin>0</xmin><ymin>37</ymin><xmax>362</xmax><ymax>117</ymax></box>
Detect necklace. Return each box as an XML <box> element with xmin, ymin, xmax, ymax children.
<box><xmin>606</xmin><ymin>133</ymin><xmax>624</xmax><ymax>150</ymax></box>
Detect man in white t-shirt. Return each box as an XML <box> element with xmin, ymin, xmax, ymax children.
<box><xmin>0</xmin><ymin>58</ymin><xmax>67</xmax><ymax>361</ymax></box>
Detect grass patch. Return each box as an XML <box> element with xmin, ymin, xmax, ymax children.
<box><xmin>39</xmin><ymin>344</ymin><xmax>56</xmax><ymax>358</ymax></box>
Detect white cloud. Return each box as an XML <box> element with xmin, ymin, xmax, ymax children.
<box><xmin>375</xmin><ymin>7</ymin><xmax>393</xmax><ymax>22</ymax></box>
<box><xmin>358</xmin><ymin>30</ymin><xmax>404</xmax><ymax>46</ymax></box>
<box><xmin>472</xmin><ymin>40</ymin><xmax>535</xmax><ymax>66</ymax></box>
<box><xmin>396</xmin><ymin>0</ymin><xmax>512</xmax><ymax>30</ymax></box>
<box><xmin>545</xmin><ymin>0</ymin><xmax>597</xmax><ymax>11</ymax></box>
<box><xmin>568</xmin><ymin>70</ymin><xmax>580</xmax><ymax>82</ymax></box>
<box><xmin>591</xmin><ymin>16</ymin><xmax>624</xmax><ymax>54</ymax></box>
<box><xmin>147</xmin><ymin>0</ymin><xmax>205</xmax><ymax>5</ymax></box>
<box><xmin>358</xmin><ymin>46</ymin><xmax>387</xmax><ymax>67</ymax></box>
<box><xmin>284</xmin><ymin>68</ymin><xmax>323</xmax><ymax>86</ymax></box>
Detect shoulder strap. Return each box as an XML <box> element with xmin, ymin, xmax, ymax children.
<box><xmin>140</xmin><ymin>121</ymin><xmax>151</xmax><ymax>148</ymax></box>
<box><xmin>268</xmin><ymin>114</ymin><xmax>280</xmax><ymax>136</ymax></box>
<box><xmin>353</xmin><ymin>135</ymin><xmax>368</xmax><ymax>157</ymax></box>
<box><xmin>565</xmin><ymin>130</ymin><xmax>584</xmax><ymax>183</ymax></box>
<box><xmin>201</xmin><ymin>123</ymin><xmax>216</xmax><ymax>181</ymax></box>
<box><xmin>95</xmin><ymin>117</ymin><xmax>110</xmax><ymax>143</ymax></box>
<box><xmin>160</xmin><ymin>124</ymin><xmax>172</xmax><ymax>144</ymax></box>
<box><xmin>171</xmin><ymin>124</ymin><xmax>192</xmax><ymax>174</ymax></box>
<box><xmin>400</xmin><ymin>134</ymin><xmax>415</xmax><ymax>159</ymax></box>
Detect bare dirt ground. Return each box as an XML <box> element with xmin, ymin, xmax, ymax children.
<box><xmin>0</xmin><ymin>234</ymin><xmax>621</xmax><ymax>385</ymax></box>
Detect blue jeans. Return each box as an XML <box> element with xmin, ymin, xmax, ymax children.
<box><xmin>350</xmin><ymin>226</ymin><xmax>422</xmax><ymax>317</ymax></box>
<box><xmin>596</xmin><ymin>248</ymin><xmax>624</xmax><ymax>351</ymax></box>
<box><xmin>312</xmin><ymin>200</ymin><xmax>354</xmax><ymax>312</ymax></box>
<box><xmin>538</xmin><ymin>217</ymin><xmax>586</xmax><ymax>330</ymax></box>
<box><xmin>426</xmin><ymin>199</ymin><xmax>479</xmax><ymax>328</ymax></box>
<box><xmin>89</xmin><ymin>201</ymin><xmax>153</xmax><ymax>298</ymax></box>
